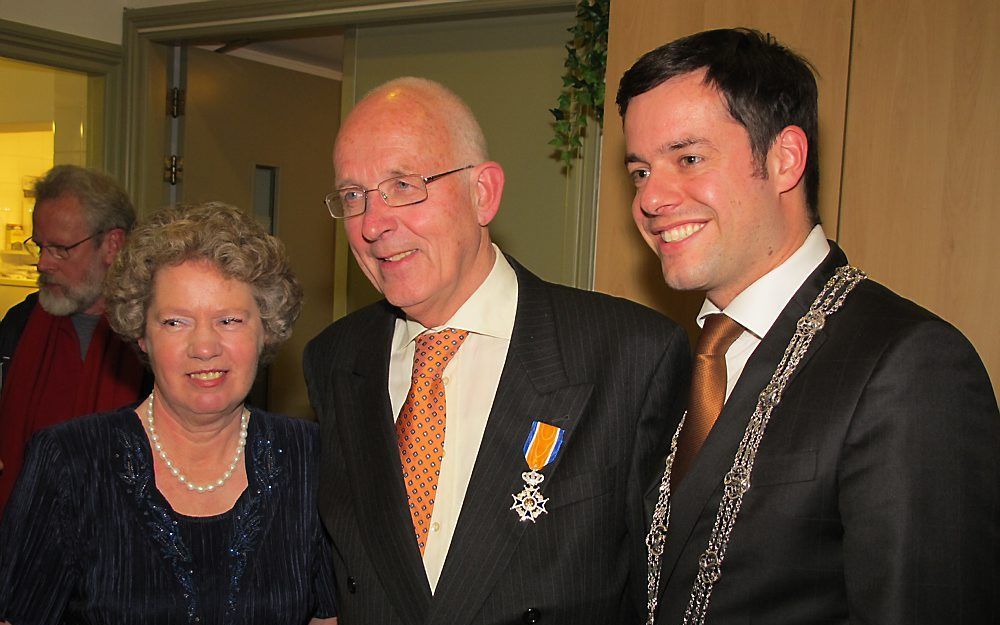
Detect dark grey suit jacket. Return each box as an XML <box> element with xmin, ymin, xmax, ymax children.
<box><xmin>653</xmin><ymin>244</ymin><xmax>1000</xmax><ymax>624</ymax></box>
<box><xmin>304</xmin><ymin>257</ymin><xmax>690</xmax><ymax>625</ymax></box>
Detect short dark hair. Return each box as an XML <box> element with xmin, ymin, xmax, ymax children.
<box><xmin>33</xmin><ymin>165</ymin><xmax>136</xmax><ymax>234</ymax></box>
<box><xmin>617</xmin><ymin>28</ymin><xmax>820</xmax><ymax>222</ymax></box>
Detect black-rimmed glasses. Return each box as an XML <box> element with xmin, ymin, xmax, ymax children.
<box><xmin>325</xmin><ymin>165</ymin><xmax>474</xmax><ymax>219</ymax></box>
<box><xmin>24</xmin><ymin>230</ymin><xmax>106</xmax><ymax>261</ymax></box>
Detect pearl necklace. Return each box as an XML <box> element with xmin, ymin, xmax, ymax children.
<box><xmin>144</xmin><ymin>391</ymin><xmax>249</xmax><ymax>493</ymax></box>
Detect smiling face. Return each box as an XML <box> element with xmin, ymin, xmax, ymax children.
<box><xmin>623</xmin><ymin>70</ymin><xmax>810</xmax><ymax>308</ymax></box>
<box><xmin>334</xmin><ymin>82</ymin><xmax>499</xmax><ymax>327</ymax></box>
<box><xmin>139</xmin><ymin>260</ymin><xmax>263</xmax><ymax>425</ymax></box>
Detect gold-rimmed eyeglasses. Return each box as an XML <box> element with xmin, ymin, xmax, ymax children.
<box><xmin>324</xmin><ymin>165</ymin><xmax>474</xmax><ymax>219</ymax></box>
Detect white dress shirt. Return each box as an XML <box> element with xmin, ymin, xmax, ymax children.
<box><xmin>388</xmin><ymin>245</ymin><xmax>518</xmax><ymax>592</ymax></box>
<box><xmin>697</xmin><ymin>225</ymin><xmax>830</xmax><ymax>399</ymax></box>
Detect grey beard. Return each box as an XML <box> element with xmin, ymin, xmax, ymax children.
<box><xmin>37</xmin><ymin>274</ymin><xmax>104</xmax><ymax>316</ymax></box>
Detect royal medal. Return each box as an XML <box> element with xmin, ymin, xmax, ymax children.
<box><xmin>511</xmin><ymin>421</ymin><xmax>565</xmax><ymax>522</ymax></box>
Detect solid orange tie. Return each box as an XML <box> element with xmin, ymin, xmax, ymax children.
<box><xmin>397</xmin><ymin>328</ymin><xmax>469</xmax><ymax>554</ymax></box>
<box><xmin>672</xmin><ymin>313</ymin><xmax>744</xmax><ymax>489</ymax></box>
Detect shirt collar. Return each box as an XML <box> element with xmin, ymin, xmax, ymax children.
<box><xmin>396</xmin><ymin>244</ymin><xmax>518</xmax><ymax>347</ymax></box>
<box><xmin>697</xmin><ymin>225</ymin><xmax>830</xmax><ymax>338</ymax></box>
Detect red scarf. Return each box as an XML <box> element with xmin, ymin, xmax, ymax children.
<box><xmin>0</xmin><ymin>303</ymin><xmax>145</xmax><ymax>514</ymax></box>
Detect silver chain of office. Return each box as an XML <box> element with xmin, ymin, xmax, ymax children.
<box><xmin>645</xmin><ymin>265</ymin><xmax>867</xmax><ymax>625</ymax></box>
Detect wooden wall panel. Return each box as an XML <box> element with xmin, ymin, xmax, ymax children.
<box><xmin>595</xmin><ymin>0</ymin><xmax>852</xmax><ymax>341</ymax></box>
<box><xmin>840</xmin><ymin>0</ymin><xmax>1000</xmax><ymax>393</ymax></box>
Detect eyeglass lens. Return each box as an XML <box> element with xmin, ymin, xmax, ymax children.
<box><xmin>24</xmin><ymin>231</ymin><xmax>101</xmax><ymax>260</ymax></box>
<box><xmin>334</xmin><ymin>174</ymin><xmax>427</xmax><ymax>216</ymax></box>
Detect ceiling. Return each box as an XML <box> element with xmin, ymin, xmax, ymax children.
<box><xmin>201</xmin><ymin>32</ymin><xmax>345</xmax><ymax>79</ymax></box>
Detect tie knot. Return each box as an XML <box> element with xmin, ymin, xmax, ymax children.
<box><xmin>413</xmin><ymin>328</ymin><xmax>470</xmax><ymax>376</ymax></box>
<box><xmin>696</xmin><ymin>314</ymin><xmax>744</xmax><ymax>357</ymax></box>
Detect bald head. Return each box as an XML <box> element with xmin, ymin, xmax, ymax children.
<box><xmin>336</xmin><ymin>77</ymin><xmax>488</xmax><ymax>169</ymax></box>
<box><xmin>331</xmin><ymin>76</ymin><xmax>505</xmax><ymax>327</ymax></box>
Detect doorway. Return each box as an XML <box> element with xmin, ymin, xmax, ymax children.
<box><xmin>124</xmin><ymin>0</ymin><xmax>588</xmax><ymax>418</ymax></box>
<box><xmin>0</xmin><ymin>20</ymin><xmax>123</xmax><ymax>318</ymax></box>
<box><xmin>0</xmin><ymin>56</ymin><xmax>103</xmax><ymax>316</ymax></box>
<box><xmin>148</xmin><ymin>34</ymin><xmax>343</xmax><ymax>418</ymax></box>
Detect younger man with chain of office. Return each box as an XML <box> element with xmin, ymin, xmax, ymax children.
<box><xmin>619</xmin><ymin>28</ymin><xmax>999</xmax><ymax>624</ymax></box>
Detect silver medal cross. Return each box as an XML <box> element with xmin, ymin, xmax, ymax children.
<box><xmin>511</xmin><ymin>470</ymin><xmax>549</xmax><ymax>522</ymax></box>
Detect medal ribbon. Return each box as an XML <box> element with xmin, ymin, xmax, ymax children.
<box><xmin>523</xmin><ymin>421</ymin><xmax>565</xmax><ymax>471</ymax></box>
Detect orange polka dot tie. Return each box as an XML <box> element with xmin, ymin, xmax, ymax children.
<box><xmin>397</xmin><ymin>328</ymin><xmax>469</xmax><ymax>555</ymax></box>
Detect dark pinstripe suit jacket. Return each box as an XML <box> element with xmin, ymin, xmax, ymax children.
<box><xmin>651</xmin><ymin>244</ymin><xmax>1000</xmax><ymax>624</ymax></box>
<box><xmin>304</xmin><ymin>257</ymin><xmax>690</xmax><ymax>625</ymax></box>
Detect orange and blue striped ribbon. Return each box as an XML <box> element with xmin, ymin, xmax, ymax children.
<box><xmin>522</xmin><ymin>421</ymin><xmax>565</xmax><ymax>471</ymax></box>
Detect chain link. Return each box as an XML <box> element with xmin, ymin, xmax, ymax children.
<box><xmin>645</xmin><ymin>265</ymin><xmax>867</xmax><ymax>624</ymax></box>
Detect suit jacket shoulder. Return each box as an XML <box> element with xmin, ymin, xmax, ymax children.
<box><xmin>655</xmin><ymin>245</ymin><xmax>999</xmax><ymax>625</ymax></box>
<box><xmin>0</xmin><ymin>292</ymin><xmax>37</xmax><ymax>386</ymax></box>
<box><xmin>305</xmin><ymin>298</ymin><xmax>395</xmax><ymax>362</ymax></box>
<box><xmin>508</xmin><ymin>256</ymin><xmax>687</xmax><ymax>380</ymax></box>
<box><xmin>0</xmin><ymin>292</ymin><xmax>37</xmax><ymax>345</ymax></box>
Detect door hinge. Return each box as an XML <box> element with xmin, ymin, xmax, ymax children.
<box><xmin>163</xmin><ymin>155</ymin><xmax>184</xmax><ymax>185</ymax></box>
<box><xmin>167</xmin><ymin>87</ymin><xmax>186</xmax><ymax>118</ymax></box>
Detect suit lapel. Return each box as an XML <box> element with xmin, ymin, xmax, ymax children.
<box><xmin>428</xmin><ymin>260</ymin><xmax>593</xmax><ymax>625</ymax></box>
<box><xmin>657</xmin><ymin>245</ymin><xmax>848</xmax><ymax>594</ymax></box>
<box><xmin>337</xmin><ymin>303</ymin><xmax>433</xmax><ymax>624</ymax></box>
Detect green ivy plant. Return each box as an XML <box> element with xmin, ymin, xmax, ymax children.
<box><xmin>550</xmin><ymin>0</ymin><xmax>610</xmax><ymax>168</ymax></box>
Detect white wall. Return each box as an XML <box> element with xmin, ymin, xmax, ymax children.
<box><xmin>0</xmin><ymin>0</ymin><xmax>192</xmax><ymax>44</ymax></box>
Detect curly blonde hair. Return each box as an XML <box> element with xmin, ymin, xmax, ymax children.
<box><xmin>105</xmin><ymin>202</ymin><xmax>302</xmax><ymax>363</ymax></box>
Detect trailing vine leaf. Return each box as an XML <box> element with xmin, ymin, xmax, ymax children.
<box><xmin>551</xmin><ymin>0</ymin><xmax>609</xmax><ymax>168</ymax></box>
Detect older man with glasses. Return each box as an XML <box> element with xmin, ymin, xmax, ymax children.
<box><xmin>304</xmin><ymin>77</ymin><xmax>691</xmax><ymax>625</ymax></box>
<box><xmin>0</xmin><ymin>165</ymin><xmax>146</xmax><ymax>515</ymax></box>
